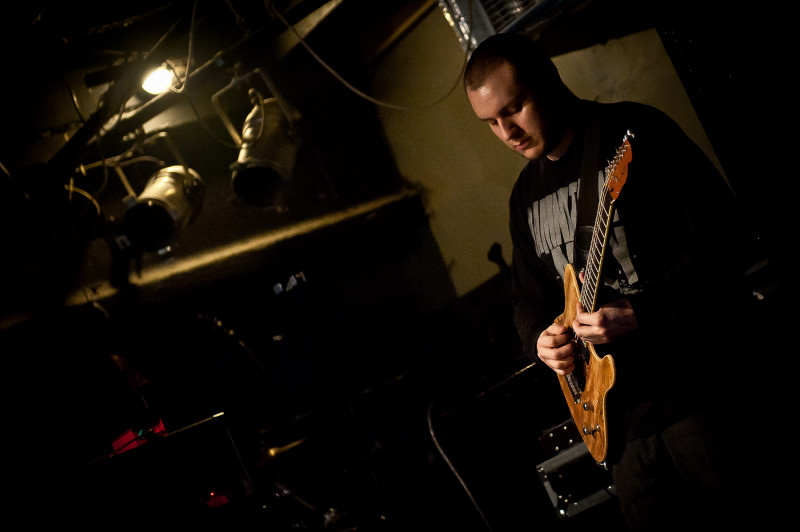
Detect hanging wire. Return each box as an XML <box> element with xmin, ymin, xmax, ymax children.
<box><xmin>95</xmin><ymin>6</ymin><xmax>192</xmax><ymax>136</ymax></box>
<box><xmin>265</xmin><ymin>0</ymin><xmax>471</xmax><ymax>112</ymax></box>
<box><xmin>1</xmin><ymin>159</ymin><xmax>31</xmax><ymax>200</ymax></box>
<box><xmin>60</xmin><ymin>74</ymin><xmax>87</xmax><ymax>124</ymax></box>
<box><xmin>170</xmin><ymin>0</ymin><xmax>198</xmax><ymax>94</ymax></box>
<box><xmin>223</xmin><ymin>0</ymin><xmax>251</xmax><ymax>34</ymax></box>
<box><xmin>426</xmin><ymin>394</ymin><xmax>495</xmax><ymax>532</ymax></box>
<box><xmin>181</xmin><ymin>90</ymin><xmax>241</xmax><ymax>149</ymax></box>
<box><xmin>63</xmin><ymin>3</ymin><xmax>181</xmax><ymax>40</ymax></box>
<box><xmin>64</xmin><ymin>180</ymin><xmax>102</xmax><ymax>216</ymax></box>
<box><xmin>426</xmin><ymin>358</ymin><xmax>537</xmax><ymax>532</ymax></box>
<box><xmin>77</xmin><ymin>4</ymin><xmax>195</xmax><ymax>193</ymax></box>
<box><xmin>175</xmin><ymin>0</ymin><xmax>243</xmax><ymax>149</ymax></box>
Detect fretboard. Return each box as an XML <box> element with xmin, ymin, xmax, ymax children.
<box><xmin>579</xmin><ymin>131</ymin><xmax>633</xmax><ymax>312</ymax></box>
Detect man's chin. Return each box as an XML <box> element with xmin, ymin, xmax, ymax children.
<box><xmin>518</xmin><ymin>146</ymin><xmax>543</xmax><ymax>160</ymax></box>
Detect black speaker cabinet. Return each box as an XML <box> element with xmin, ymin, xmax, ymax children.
<box><xmin>536</xmin><ymin>419</ymin><xmax>616</xmax><ymax>519</ymax></box>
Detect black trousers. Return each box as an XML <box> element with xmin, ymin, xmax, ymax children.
<box><xmin>610</xmin><ymin>410</ymin><xmax>759</xmax><ymax>531</ymax></box>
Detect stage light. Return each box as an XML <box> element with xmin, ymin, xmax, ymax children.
<box><xmin>123</xmin><ymin>165</ymin><xmax>205</xmax><ymax>252</ymax></box>
<box><xmin>141</xmin><ymin>59</ymin><xmax>186</xmax><ymax>95</ymax></box>
<box><xmin>212</xmin><ymin>69</ymin><xmax>302</xmax><ymax>208</ymax></box>
<box><xmin>230</xmin><ymin>96</ymin><xmax>301</xmax><ymax>207</ymax></box>
<box><xmin>142</xmin><ymin>66</ymin><xmax>175</xmax><ymax>95</ymax></box>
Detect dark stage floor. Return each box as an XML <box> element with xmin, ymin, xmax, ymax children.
<box><xmin>6</xmin><ymin>272</ymin><xmax>780</xmax><ymax>531</ymax></box>
<box><xmin>12</xmin><ymin>352</ymin><xmax>630</xmax><ymax>531</ymax></box>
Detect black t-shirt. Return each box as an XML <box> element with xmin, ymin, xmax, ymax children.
<box><xmin>508</xmin><ymin>100</ymin><xmax>751</xmax><ymax>452</ymax></box>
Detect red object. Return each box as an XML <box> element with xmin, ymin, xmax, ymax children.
<box><xmin>111</xmin><ymin>419</ymin><xmax>166</xmax><ymax>454</ymax></box>
<box><xmin>206</xmin><ymin>492</ymin><xmax>229</xmax><ymax>508</ymax></box>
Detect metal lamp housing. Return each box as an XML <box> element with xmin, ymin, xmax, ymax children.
<box><xmin>124</xmin><ymin>165</ymin><xmax>205</xmax><ymax>252</ymax></box>
<box><xmin>231</xmin><ymin>98</ymin><xmax>300</xmax><ymax>207</ymax></box>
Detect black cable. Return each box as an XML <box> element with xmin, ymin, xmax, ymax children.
<box><xmin>425</xmin><ymin>356</ymin><xmax>537</xmax><ymax>532</ymax></box>
<box><xmin>426</xmin><ymin>393</ymin><xmax>495</xmax><ymax>532</ymax></box>
<box><xmin>266</xmin><ymin>0</ymin><xmax>471</xmax><ymax>112</ymax></box>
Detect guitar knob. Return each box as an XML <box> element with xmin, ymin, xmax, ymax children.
<box><xmin>583</xmin><ymin>425</ymin><xmax>600</xmax><ymax>435</ymax></box>
<box><xmin>582</xmin><ymin>402</ymin><xmax>592</xmax><ymax>411</ymax></box>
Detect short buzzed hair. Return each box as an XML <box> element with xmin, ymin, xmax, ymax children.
<box><xmin>464</xmin><ymin>32</ymin><xmax>570</xmax><ymax>103</ymax></box>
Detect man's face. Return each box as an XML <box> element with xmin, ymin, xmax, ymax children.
<box><xmin>466</xmin><ymin>61</ymin><xmax>560</xmax><ymax>161</ymax></box>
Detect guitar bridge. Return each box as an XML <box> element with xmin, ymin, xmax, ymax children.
<box><xmin>565</xmin><ymin>338</ymin><xmax>589</xmax><ymax>403</ymax></box>
<box><xmin>576</xmin><ymin>339</ymin><xmax>590</xmax><ymax>366</ymax></box>
<box><xmin>566</xmin><ymin>375</ymin><xmax>582</xmax><ymax>403</ymax></box>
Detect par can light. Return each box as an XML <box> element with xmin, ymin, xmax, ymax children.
<box><xmin>124</xmin><ymin>165</ymin><xmax>204</xmax><ymax>252</ymax></box>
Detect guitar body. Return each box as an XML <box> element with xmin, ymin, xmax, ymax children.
<box><xmin>555</xmin><ymin>263</ymin><xmax>616</xmax><ymax>463</ymax></box>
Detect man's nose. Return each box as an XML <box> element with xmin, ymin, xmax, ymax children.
<box><xmin>497</xmin><ymin>118</ymin><xmax>518</xmax><ymax>140</ymax></box>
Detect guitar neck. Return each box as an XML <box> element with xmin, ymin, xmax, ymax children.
<box><xmin>579</xmin><ymin>192</ymin><xmax>614</xmax><ymax>312</ymax></box>
<box><xmin>578</xmin><ymin>130</ymin><xmax>633</xmax><ymax>312</ymax></box>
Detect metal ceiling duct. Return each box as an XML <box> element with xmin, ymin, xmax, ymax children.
<box><xmin>438</xmin><ymin>0</ymin><xmax>561</xmax><ymax>50</ymax></box>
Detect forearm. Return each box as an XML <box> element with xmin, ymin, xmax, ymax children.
<box><xmin>510</xmin><ymin>251</ymin><xmax>563</xmax><ymax>359</ymax></box>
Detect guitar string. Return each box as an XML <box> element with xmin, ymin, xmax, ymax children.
<box><xmin>579</xmin><ymin>139</ymin><xmax>628</xmax><ymax>312</ymax></box>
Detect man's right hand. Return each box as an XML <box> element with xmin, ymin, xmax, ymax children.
<box><xmin>536</xmin><ymin>323</ymin><xmax>576</xmax><ymax>375</ymax></box>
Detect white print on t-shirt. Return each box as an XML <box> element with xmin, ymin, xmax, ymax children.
<box><xmin>527</xmin><ymin>180</ymin><xmax>579</xmax><ymax>278</ymax></box>
<box><xmin>527</xmin><ymin>170</ymin><xmax>639</xmax><ymax>288</ymax></box>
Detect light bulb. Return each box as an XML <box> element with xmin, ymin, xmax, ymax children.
<box><xmin>142</xmin><ymin>67</ymin><xmax>175</xmax><ymax>95</ymax></box>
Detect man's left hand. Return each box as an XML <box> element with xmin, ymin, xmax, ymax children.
<box><xmin>572</xmin><ymin>298</ymin><xmax>638</xmax><ymax>344</ymax></box>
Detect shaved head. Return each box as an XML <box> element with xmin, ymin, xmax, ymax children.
<box><xmin>464</xmin><ymin>33</ymin><xmax>568</xmax><ymax>104</ymax></box>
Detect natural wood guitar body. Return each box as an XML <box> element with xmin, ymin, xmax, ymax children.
<box><xmin>556</xmin><ymin>262</ymin><xmax>616</xmax><ymax>463</ymax></box>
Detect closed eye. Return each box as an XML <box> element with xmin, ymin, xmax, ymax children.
<box><xmin>503</xmin><ymin>101</ymin><xmax>523</xmax><ymax>117</ymax></box>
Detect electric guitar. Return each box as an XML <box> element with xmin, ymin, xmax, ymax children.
<box><xmin>555</xmin><ymin>130</ymin><xmax>633</xmax><ymax>463</ymax></box>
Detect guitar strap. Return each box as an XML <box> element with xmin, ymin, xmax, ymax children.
<box><xmin>573</xmin><ymin>120</ymin><xmax>601</xmax><ymax>276</ymax></box>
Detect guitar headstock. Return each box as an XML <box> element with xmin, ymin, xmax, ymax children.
<box><xmin>606</xmin><ymin>130</ymin><xmax>633</xmax><ymax>200</ymax></box>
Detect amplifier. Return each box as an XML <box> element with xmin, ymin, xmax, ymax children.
<box><xmin>536</xmin><ymin>419</ymin><xmax>616</xmax><ymax>518</ymax></box>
